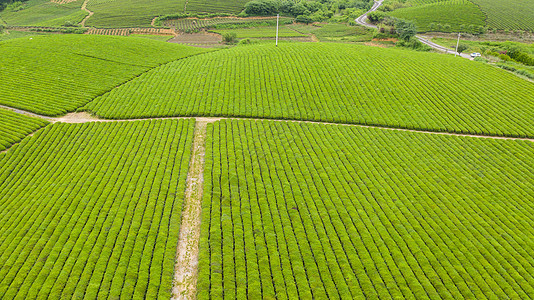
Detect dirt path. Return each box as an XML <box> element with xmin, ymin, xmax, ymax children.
<box><xmin>80</xmin><ymin>0</ymin><xmax>94</xmax><ymax>27</ymax></box>
<box><xmin>1</xmin><ymin>105</ymin><xmax>532</xmax><ymax>142</ymax></box>
<box><xmin>172</xmin><ymin>120</ymin><xmax>214</xmax><ymax>300</ymax></box>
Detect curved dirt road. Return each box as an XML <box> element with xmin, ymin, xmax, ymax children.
<box><xmin>356</xmin><ymin>0</ymin><xmax>472</xmax><ymax>59</ymax></box>
<box><xmin>80</xmin><ymin>0</ymin><xmax>94</xmax><ymax>27</ymax></box>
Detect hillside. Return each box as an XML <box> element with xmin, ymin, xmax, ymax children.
<box><xmin>0</xmin><ymin>0</ymin><xmax>87</xmax><ymax>26</ymax></box>
<box><xmin>384</xmin><ymin>0</ymin><xmax>534</xmax><ymax>32</ymax></box>
<box><xmin>388</xmin><ymin>0</ymin><xmax>486</xmax><ymax>33</ymax></box>
<box><xmin>471</xmin><ymin>0</ymin><xmax>534</xmax><ymax>32</ymax></box>
<box><xmin>0</xmin><ymin>35</ymin><xmax>209</xmax><ymax>116</ymax></box>
<box><xmin>84</xmin><ymin>43</ymin><xmax>534</xmax><ymax>138</ymax></box>
<box><xmin>85</xmin><ymin>0</ymin><xmax>248</xmax><ymax>27</ymax></box>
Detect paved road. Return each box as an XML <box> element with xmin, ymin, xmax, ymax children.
<box><xmin>356</xmin><ymin>0</ymin><xmax>472</xmax><ymax>59</ymax></box>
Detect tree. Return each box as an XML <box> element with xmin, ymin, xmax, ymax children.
<box><xmin>395</xmin><ymin>19</ymin><xmax>417</xmax><ymax>41</ymax></box>
<box><xmin>456</xmin><ymin>43</ymin><xmax>468</xmax><ymax>54</ymax></box>
<box><xmin>367</xmin><ymin>11</ymin><xmax>386</xmax><ymax>23</ymax></box>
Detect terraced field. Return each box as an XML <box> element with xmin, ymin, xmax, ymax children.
<box><xmin>470</xmin><ymin>0</ymin><xmax>534</xmax><ymax>32</ymax></box>
<box><xmin>0</xmin><ymin>35</ymin><xmax>208</xmax><ymax>116</ymax></box>
<box><xmin>85</xmin><ymin>0</ymin><xmax>247</xmax><ymax>27</ymax></box>
<box><xmin>163</xmin><ymin>17</ymin><xmax>288</xmax><ymax>32</ymax></box>
<box><xmin>185</xmin><ymin>0</ymin><xmax>248</xmax><ymax>14</ymax></box>
<box><xmin>0</xmin><ymin>108</ymin><xmax>49</xmax><ymax>152</ymax></box>
<box><xmin>388</xmin><ymin>0</ymin><xmax>485</xmax><ymax>33</ymax></box>
<box><xmin>210</xmin><ymin>26</ymin><xmax>306</xmax><ymax>38</ymax></box>
<box><xmin>0</xmin><ymin>119</ymin><xmax>195</xmax><ymax>298</ymax></box>
<box><xmin>83</xmin><ymin>43</ymin><xmax>534</xmax><ymax>138</ymax></box>
<box><xmin>199</xmin><ymin>119</ymin><xmax>534</xmax><ymax>299</ymax></box>
<box><xmin>385</xmin><ymin>0</ymin><xmax>534</xmax><ymax>32</ymax></box>
<box><xmin>0</xmin><ymin>0</ymin><xmax>87</xmax><ymax>26</ymax></box>
<box><xmin>85</xmin><ymin>0</ymin><xmax>185</xmax><ymax>27</ymax></box>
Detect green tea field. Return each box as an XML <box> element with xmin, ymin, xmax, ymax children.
<box><xmin>384</xmin><ymin>0</ymin><xmax>534</xmax><ymax>32</ymax></box>
<box><xmin>0</xmin><ymin>35</ymin><xmax>208</xmax><ymax>116</ymax></box>
<box><xmin>0</xmin><ymin>119</ymin><xmax>194</xmax><ymax>298</ymax></box>
<box><xmin>388</xmin><ymin>0</ymin><xmax>486</xmax><ymax>33</ymax></box>
<box><xmin>199</xmin><ymin>119</ymin><xmax>534</xmax><ymax>299</ymax></box>
<box><xmin>83</xmin><ymin>43</ymin><xmax>534</xmax><ymax>138</ymax></box>
<box><xmin>0</xmin><ymin>11</ymin><xmax>532</xmax><ymax>299</ymax></box>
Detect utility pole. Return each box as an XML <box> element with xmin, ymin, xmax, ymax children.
<box><xmin>455</xmin><ymin>32</ymin><xmax>461</xmax><ymax>57</ymax></box>
<box><xmin>276</xmin><ymin>14</ymin><xmax>279</xmax><ymax>46</ymax></box>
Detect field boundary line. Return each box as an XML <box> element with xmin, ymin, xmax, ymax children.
<box><xmin>172</xmin><ymin>119</ymin><xmax>214</xmax><ymax>299</ymax></box>
<box><xmin>0</xmin><ymin>104</ymin><xmax>532</xmax><ymax>142</ymax></box>
<box><xmin>0</xmin><ymin>127</ymin><xmax>47</xmax><ymax>155</ymax></box>
<box><xmin>80</xmin><ymin>0</ymin><xmax>94</xmax><ymax>27</ymax></box>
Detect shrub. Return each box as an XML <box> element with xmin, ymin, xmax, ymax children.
<box><xmin>367</xmin><ymin>11</ymin><xmax>387</xmax><ymax>23</ymax></box>
<box><xmin>244</xmin><ymin>0</ymin><xmax>278</xmax><ymax>15</ymax></box>
<box><xmin>238</xmin><ymin>38</ymin><xmax>255</xmax><ymax>45</ymax></box>
<box><xmin>295</xmin><ymin>14</ymin><xmax>313</xmax><ymax>24</ymax></box>
<box><xmin>222</xmin><ymin>32</ymin><xmax>238</xmax><ymax>44</ymax></box>
<box><xmin>396</xmin><ymin>37</ymin><xmax>431</xmax><ymax>51</ymax></box>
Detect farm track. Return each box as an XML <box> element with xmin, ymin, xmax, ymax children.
<box><xmin>1</xmin><ymin>105</ymin><xmax>532</xmax><ymax>143</ymax></box>
<box><xmin>172</xmin><ymin>120</ymin><xmax>214</xmax><ymax>300</ymax></box>
<box><xmin>80</xmin><ymin>0</ymin><xmax>94</xmax><ymax>27</ymax></box>
<box><xmin>356</xmin><ymin>0</ymin><xmax>472</xmax><ymax>59</ymax></box>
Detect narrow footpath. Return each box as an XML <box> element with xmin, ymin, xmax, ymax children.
<box><xmin>80</xmin><ymin>0</ymin><xmax>94</xmax><ymax>27</ymax></box>
<box><xmin>171</xmin><ymin>120</ymin><xmax>214</xmax><ymax>300</ymax></box>
<box><xmin>0</xmin><ymin>105</ymin><xmax>531</xmax><ymax>142</ymax></box>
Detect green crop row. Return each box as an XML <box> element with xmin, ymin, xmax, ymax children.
<box><xmin>0</xmin><ymin>119</ymin><xmax>195</xmax><ymax>298</ymax></box>
<box><xmin>0</xmin><ymin>108</ymin><xmax>48</xmax><ymax>152</ymax></box>
<box><xmin>198</xmin><ymin>119</ymin><xmax>534</xmax><ymax>299</ymax></box>
<box><xmin>0</xmin><ymin>35</ymin><xmax>209</xmax><ymax>116</ymax></box>
<box><xmin>210</xmin><ymin>26</ymin><xmax>306</xmax><ymax>38</ymax></box>
<box><xmin>165</xmin><ymin>17</ymin><xmax>291</xmax><ymax>32</ymax></box>
<box><xmin>83</xmin><ymin>43</ymin><xmax>534</xmax><ymax>138</ymax></box>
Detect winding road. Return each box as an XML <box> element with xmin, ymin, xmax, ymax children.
<box><xmin>80</xmin><ymin>0</ymin><xmax>94</xmax><ymax>27</ymax></box>
<box><xmin>356</xmin><ymin>0</ymin><xmax>472</xmax><ymax>59</ymax></box>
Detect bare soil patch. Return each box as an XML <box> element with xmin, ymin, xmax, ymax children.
<box><xmin>168</xmin><ymin>32</ymin><xmax>222</xmax><ymax>47</ymax></box>
<box><xmin>50</xmin><ymin>0</ymin><xmax>77</xmax><ymax>3</ymax></box>
<box><xmin>55</xmin><ymin>112</ymin><xmax>101</xmax><ymax>123</ymax></box>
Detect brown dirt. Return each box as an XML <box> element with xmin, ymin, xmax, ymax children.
<box><xmin>80</xmin><ymin>0</ymin><xmax>93</xmax><ymax>27</ymax></box>
<box><xmin>364</xmin><ymin>42</ymin><xmax>389</xmax><ymax>48</ymax></box>
<box><xmin>168</xmin><ymin>32</ymin><xmax>222</xmax><ymax>45</ymax></box>
<box><xmin>372</xmin><ymin>37</ymin><xmax>398</xmax><ymax>42</ymax></box>
<box><xmin>171</xmin><ymin>119</ymin><xmax>216</xmax><ymax>300</ymax></box>
<box><xmin>50</xmin><ymin>0</ymin><xmax>76</xmax><ymax>3</ymax></box>
<box><xmin>55</xmin><ymin>112</ymin><xmax>101</xmax><ymax>123</ymax></box>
